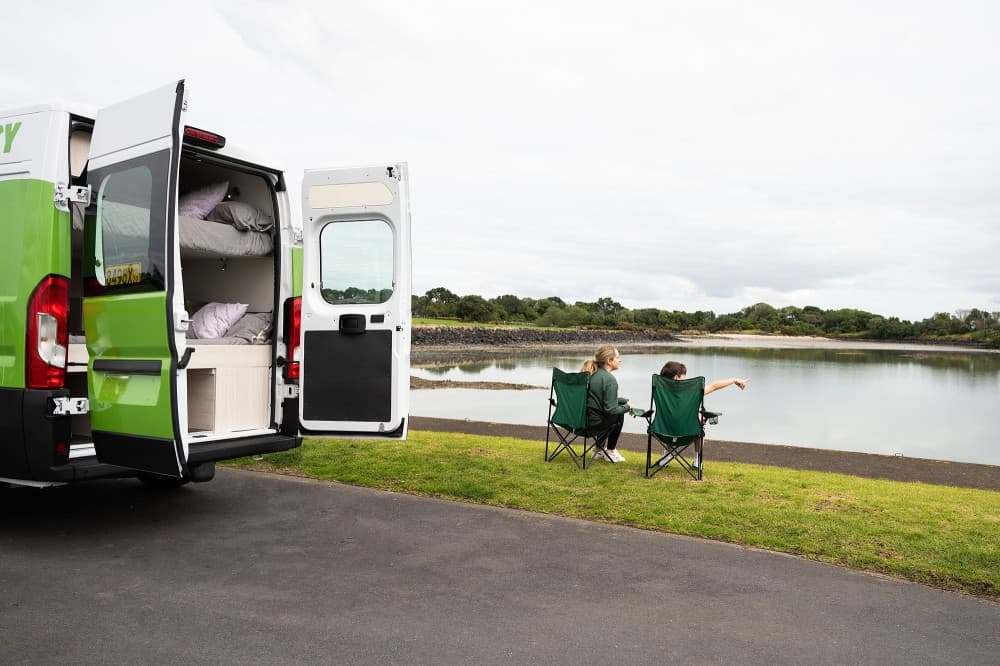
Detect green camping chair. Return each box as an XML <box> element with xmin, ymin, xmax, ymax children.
<box><xmin>642</xmin><ymin>375</ymin><xmax>721</xmax><ymax>480</ymax></box>
<box><xmin>545</xmin><ymin>368</ymin><xmax>617</xmax><ymax>469</ymax></box>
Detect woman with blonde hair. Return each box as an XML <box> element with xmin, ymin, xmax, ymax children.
<box><xmin>580</xmin><ymin>345</ymin><xmax>633</xmax><ymax>462</ymax></box>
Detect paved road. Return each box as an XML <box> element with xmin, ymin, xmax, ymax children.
<box><xmin>1</xmin><ymin>469</ymin><xmax>997</xmax><ymax>664</ymax></box>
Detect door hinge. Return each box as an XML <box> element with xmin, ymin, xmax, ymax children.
<box><xmin>54</xmin><ymin>183</ymin><xmax>92</xmax><ymax>209</ymax></box>
<box><xmin>280</xmin><ymin>384</ymin><xmax>299</xmax><ymax>399</ymax></box>
<box><xmin>51</xmin><ymin>396</ymin><xmax>89</xmax><ymax>416</ymax></box>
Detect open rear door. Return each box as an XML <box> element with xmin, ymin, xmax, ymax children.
<box><xmin>299</xmin><ymin>164</ymin><xmax>411</xmax><ymax>437</ymax></box>
<box><xmin>83</xmin><ymin>81</ymin><xmax>187</xmax><ymax>476</ymax></box>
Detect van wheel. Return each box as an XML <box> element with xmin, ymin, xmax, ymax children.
<box><xmin>137</xmin><ymin>473</ymin><xmax>190</xmax><ymax>489</ymax></box>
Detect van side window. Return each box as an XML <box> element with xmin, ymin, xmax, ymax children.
<box><xmin>85</xmin><ymin>150</ymin><xmax>169</xmax><ymax>293</ymax></box>
<box><xmin>319</xmin><ymin>219</ymin><xmax>394</xmax><ymax>305</ymax></box>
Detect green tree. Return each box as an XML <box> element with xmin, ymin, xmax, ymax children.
<box><xmin>455</xmin><ymin>295</ymin><xmax>496</xmax><ymax>322</ymax></box>
<box><xmin>491</xmin><ymin>294</ymin><xmax>536</xmax><ymax>322</ymax></box>
<box><xmin>421</xmin><ymin>287</ymin><xmax>460</xmax><ymax>318</ymax></box>
<box><xmin>632</xmin><ymin>308</ymin><xmax>661</xmax><ymax>328</ymax></box>
<box><xmin>536</xmin><ymin>305</ymin><xmax>593</xmax><ymax>327</ymax></box>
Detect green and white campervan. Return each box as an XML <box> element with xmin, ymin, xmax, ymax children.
<box><xmin>0</xmin><ymin>81</ymin><xmax>411</xmax><ymax>488</ymax></box>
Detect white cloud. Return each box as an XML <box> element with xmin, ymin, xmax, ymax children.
<box><xmin>6</xmin><ymin>0</ymin><xmax>999</xmax><ymax>321</ymax></box>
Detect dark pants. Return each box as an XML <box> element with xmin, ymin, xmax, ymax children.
<box><xmin>593</xmin><ymin>413</ymin><xmax>625</xmax><ymax>450</ymax></box>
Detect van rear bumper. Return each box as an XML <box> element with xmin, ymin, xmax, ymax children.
<box><xmin>187</xmin><ymin>434</ymin><xmax>302</xmax><ymax>465</ymax></box>
<box><xmin>31</xmin><ymin>433</ymin><xmax>301</xmax><ymax>484</ymax></box>
<box><xmin>0</xmin><ymin>387</ymin><xmax>75</xmax><ymax>481</ymax></box>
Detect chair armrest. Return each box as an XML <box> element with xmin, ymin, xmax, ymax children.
<box><xmin>631</xmin><ymin>407</ymin><xmax>653</xmax><ymax>421</ymax></box>
<box><xmin>701</xmin><ymin>410</ymin><xmax>721</xmax><ymax>425</ymax></box>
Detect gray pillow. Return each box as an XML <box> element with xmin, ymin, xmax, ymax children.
<box><xmin>208</xmin><ymin>201</ymin><xmax>274</xmax><ymax>232</ymax></box>
<box><xmin>223</xmin><ymin>311</ymin><xmax>273</xmax><ymax>344</ymax></box>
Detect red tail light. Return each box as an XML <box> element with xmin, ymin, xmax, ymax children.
<box><xmin>26</xmin><ymin>275</ymin><xmax>70</xmax><ymax>389</ymax></box>
<box><xmin>283</xmin><ymin>296</ymin><xmax>302</xmax><ymax>381</ymax></box>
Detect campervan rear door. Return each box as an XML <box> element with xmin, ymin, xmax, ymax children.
<box><xmin>82</xmin><ymin>81</ymin><xmax>188</xmax><ymax>477</ymax></box>
<box><xmin>298</xmin><ymin>164</ymin><xmax>411</xmax><ymax>438</ymax></box>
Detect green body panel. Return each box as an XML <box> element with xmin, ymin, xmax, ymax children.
<box><xmin>85</xmin><ymin>292</ymin><xmax>175</xmax><ymax>439</ymax></box>
<box><xmin>291</xmin><ymin>246</ymin><xmax>303</xmax><ymax>298</ymax></box>
<box><xmin>0</xmin><ymin>179</ymin><xmax>70</xmax><ymax>389</ymax></box>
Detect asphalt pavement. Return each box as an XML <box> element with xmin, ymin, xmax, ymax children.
<box><xmin>1</xmin><ymin>469</ymin><xmax>997</xmax><ymax>664</ymax></box>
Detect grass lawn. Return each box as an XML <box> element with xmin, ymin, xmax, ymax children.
<box><xmin>226</xmin><ymin>431</ymin><xmax>1000</xmax><ymax>600</ymax></box>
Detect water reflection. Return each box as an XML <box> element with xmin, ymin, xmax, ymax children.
<box><xmin>411</xmin><ymin>347</ymin><xmax>1000</xmax><ymax>465</ymax></box>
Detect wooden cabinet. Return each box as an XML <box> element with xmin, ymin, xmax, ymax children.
<box><xmin>186</xmin><ymin>345</ymin><xmax>272</xmax><ymax>433</ymax></box>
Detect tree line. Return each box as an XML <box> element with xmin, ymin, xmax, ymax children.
<box><xmin>411</xmin><ymin>288</ymin><xmax>1000</xmax><ymax>348</ymax></box>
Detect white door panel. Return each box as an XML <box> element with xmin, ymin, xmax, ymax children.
<box><xmin>298</xmin><ymin>164</ymin><xmax>411</xmax><ymax>437</ymax></box>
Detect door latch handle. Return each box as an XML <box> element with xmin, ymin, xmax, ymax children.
<box><xmin>178</xmin><ymin>347</ymin><xmax>195</xmax><ymax>369</ymax></box>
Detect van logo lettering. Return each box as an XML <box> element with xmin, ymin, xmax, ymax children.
<box><xmin>2</xmin><ymin>122</ymin><xmax>22</xmax><ymax>153</ymax></box>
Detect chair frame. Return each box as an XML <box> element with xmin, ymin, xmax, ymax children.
<box><xmin>643</xmin><ymin>375</ymin><xmax>720</xmax><ymax>480</ymax></box>
<box><xmin>545</xmin><ymin>369</ymin><xmax>617</xmax><ymax>469</ymax></box>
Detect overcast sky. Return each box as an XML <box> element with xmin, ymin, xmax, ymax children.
<box><xmin>8</xmin><ymin>1</ymin><xmax>999</xmax><ymax>320</ymax></box>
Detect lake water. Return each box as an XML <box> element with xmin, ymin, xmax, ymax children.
<box><xmin>411</xmin><ymin>342</ymin><xmax>1000</xmax><ymax>466</ymax></box>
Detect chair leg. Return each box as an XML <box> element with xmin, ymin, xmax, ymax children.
<box><xmin>646</xmin><ymin>437</ymin><xmax>704</xmax><ymax>480</ymax></box>
<box><xmin>545</xmin><ymin>425</ymin><xmax>586</xmax><ymax>469</ymax></box>
<box><xmin>646</xmin><ymin>435</ymin><xmax>673</xmax><ymax>478</ymax></box>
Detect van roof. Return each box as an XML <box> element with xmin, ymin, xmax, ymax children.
<box><xmin>1</xmin><ymin>102</ymin><xmax>282</xmax><ymax>175</ymax></box>
<box><xmin>0</xmin><ymin>102</ymin><xmax>97</xmax><ymax>119</ymax></box>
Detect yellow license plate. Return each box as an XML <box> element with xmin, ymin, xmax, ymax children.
<box><xmin>105</xmin><ymin>262</ymin><xmax>143</xmax><ymax>286</ymax></box>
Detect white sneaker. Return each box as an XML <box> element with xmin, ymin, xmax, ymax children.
<box><xmin>657</xmin><ymin>452</ymin><xmax>674</xmax><ymax>467</ymax></box>
<box><xmin>592</xmin><ymin>448</ymin><xmax>607</xmax><ymax>461</ymax></box>
<box><xmin>609</xmin><ymin>449</ymin><xmax>626</xmax><ymax>462</ymax></box>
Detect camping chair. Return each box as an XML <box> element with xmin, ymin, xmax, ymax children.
<box><xmin>545</xmin><ymin>368</ymin><xmax>618</xmax><ymax>469</ymax></box>
<box><xmin>642</xmin><ymin>375</ymin><xmax>721</xmax><ymax>480</ymax></box>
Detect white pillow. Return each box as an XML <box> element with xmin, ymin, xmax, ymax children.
<box><xmin>208</xmin><ymin>201</ymin><xmax>274</xmax><ymax>232</ymax></box>
<box><xmin>188</xmin><ymin>302</ymin><xmax>248</xmax><ymax>339</ymax></box>
<box><xmin>178</xmin><ymin>181</ymin><xmax>229</xmax><ymax>220</ymax></box>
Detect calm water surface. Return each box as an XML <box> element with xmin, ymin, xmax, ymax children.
<box><xmin>411</xmin><ymin>346</ymin><xmax>1000</xmax><ymax>466</ymax></box>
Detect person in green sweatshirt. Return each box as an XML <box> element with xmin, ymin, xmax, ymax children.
<box><xmin>580</xmin><ymin>345</ymin><xmax>635</xmax><ymax>462</ymax></box>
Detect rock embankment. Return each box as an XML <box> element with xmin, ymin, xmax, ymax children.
<box><xmin>413</xmin><ymin>326</ymin><xmax>677</xmax><ymax>346</ymax></box>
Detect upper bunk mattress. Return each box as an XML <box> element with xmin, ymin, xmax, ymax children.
<box><xmin>177</xmin><ymin>215</ymin><xmax>273</xmax><ymax>258</ymax></box>
<box><xmin>72</xmin><ymin>207</ymin><xmax>273</xmax><ymax>258</ymax></box>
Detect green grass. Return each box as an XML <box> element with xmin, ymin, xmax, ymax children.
<box><xmin>225</xmin><ymin>431</ymin><xmax>1000</xmax><ymax>599</ymax></box>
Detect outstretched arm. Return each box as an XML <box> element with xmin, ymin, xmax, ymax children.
<box><xmin>704</xmin><ymin>377</ymin><xmax>748</xmax><ymax>395</ymax></box>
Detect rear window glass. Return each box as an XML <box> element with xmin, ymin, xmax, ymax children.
<box><xmin>319</xmin><ymin>219</ymin><xmax>394</xmax><ymax>305</ymax></box>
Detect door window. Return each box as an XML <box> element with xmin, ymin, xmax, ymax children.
<box><xmin>319</xmin><ymin>219</ymin><xmax>394</xmax><ymax>304</ymax></box>
<box><xmin>86</xmin><ymin>149</ymin><xmax>169</xmax><ymax>294</ymax></box>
